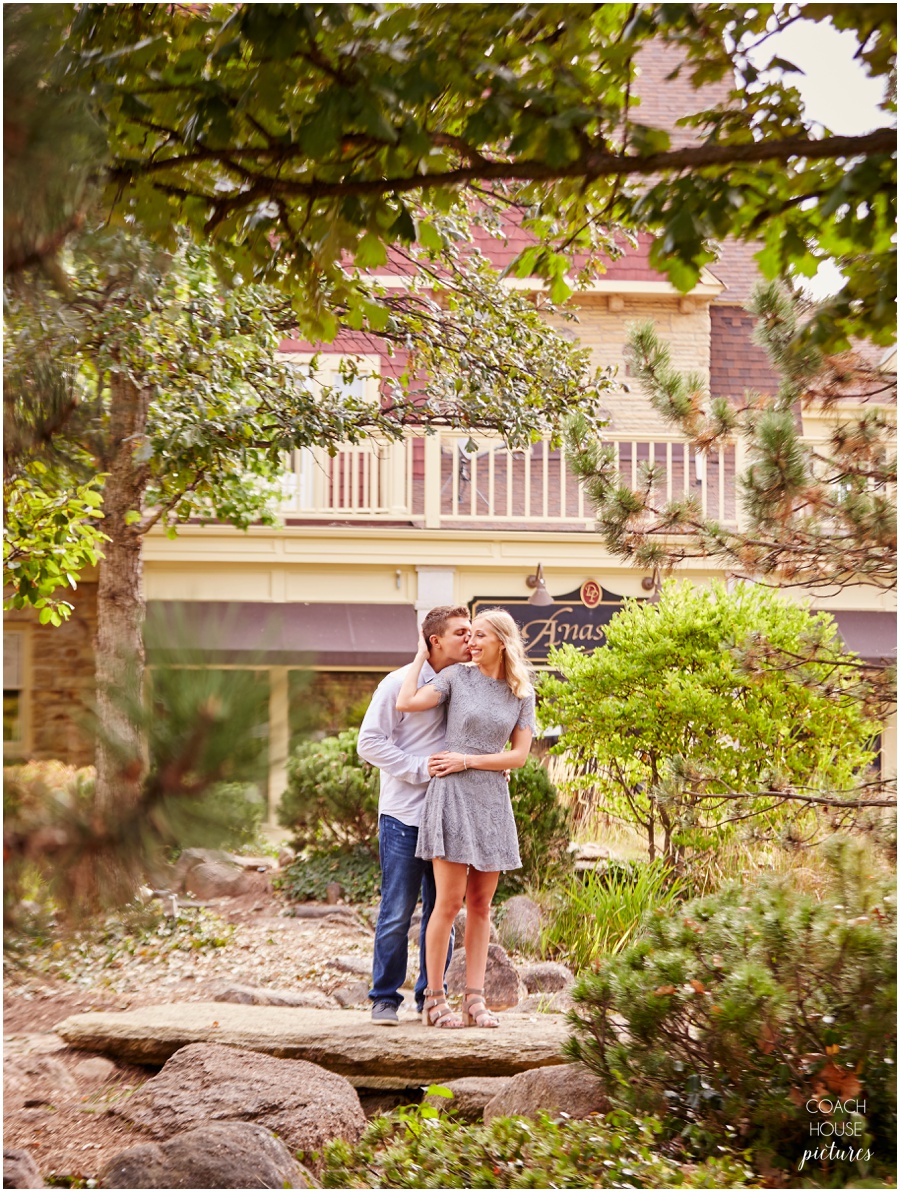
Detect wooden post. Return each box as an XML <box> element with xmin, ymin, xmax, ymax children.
<box><xmin>267</xmin><ymin>666</ymin><xmax>290</xmax><ymax>826</ymax></box>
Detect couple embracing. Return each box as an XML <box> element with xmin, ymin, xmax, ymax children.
<box><xmin>358</xmin><ymin>605</ymin><xmax>535</xmax><ymax>1029</ymax></box>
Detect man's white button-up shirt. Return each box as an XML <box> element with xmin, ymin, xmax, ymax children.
<box><xmin>357</xmin><ymin>660</ymin><xmax>446</xmax><ymax>828</ymax></box>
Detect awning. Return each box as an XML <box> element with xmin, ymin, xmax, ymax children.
<box><xmin>829</xmin><ymin>610</ymin><xmax>897</xmax><ymax>666</ymax></box>
<box><xmin>145</xmin><ymin>601</ymin><xmax>419</xmax><ymax>669</ymax></box>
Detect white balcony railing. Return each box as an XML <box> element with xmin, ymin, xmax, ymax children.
<box><xmin>279</xmin><ymin>431</ymin><xmax>744</xmax><ymax>531</ymax></box>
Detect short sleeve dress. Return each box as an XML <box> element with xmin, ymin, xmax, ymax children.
<box><xmin>414</xmin><ymin>664</ymin><xmax>536</xmax><ymax>873</ymax></box>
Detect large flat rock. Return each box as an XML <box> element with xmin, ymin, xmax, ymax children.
<box><xmin>55</xmin><ymin>1004</ymin><xmax>571</xmax><ymax>1088</ymax></box>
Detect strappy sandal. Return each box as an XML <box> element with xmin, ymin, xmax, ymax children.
<box><xmin>462</xmin><ymin>987</ymin><xmax>499</xmax><ymax>1028</ymax></box>
<box><xmin>422</xmin><ymin>987</ymin><xmax>464</xmax><ymax>1029</ymax></box>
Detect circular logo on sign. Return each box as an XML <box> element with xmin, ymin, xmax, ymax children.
<box><xmin>580</xmin><ymin>580</ymin><xmax>602</xmax><ymax>608</ymax></box>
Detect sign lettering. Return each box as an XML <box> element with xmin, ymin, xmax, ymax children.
<box><xmin>471</xmin><ymin>586</ymin><xmax>630</xmax><ymax>664</ymax></box>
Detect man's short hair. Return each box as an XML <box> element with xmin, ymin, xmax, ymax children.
<box><xmin>421</xmin><ymin>604</ymin><xmax>470</xmax><ymax>650</ymax></box>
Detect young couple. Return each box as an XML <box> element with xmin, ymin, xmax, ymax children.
<box><xmin>358</xmin><ymin>605</ymin><xmax>535</xmax><ymax>1029</ymax></box>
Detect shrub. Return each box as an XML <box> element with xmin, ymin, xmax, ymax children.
<box><xmin>182</xmin><ymin>782</ymin><xmax>266</xmax><ymax>850</ymax></box>
<box><xmin>565</xmin><ymin>837</ymin><xmax>896</xmax><ymax>1181</ymax></box>
<box><xmin>541</xmin><ymin>860</ymin><xmax>685</xmax><ymax>972</ymax></box>
<box><xmin>278</xmin><ymin>728</ymin><xmax>380</xmax><ymax>852</ymax></box>
<box><xmin>279</xmin><ymin>844</ymin><xmax>381</xmax><ymax>905</ymax></box>
<box><xmin>315</xmin><ymin>1100</ymin><xmax>756</xmax><ymax>1188</ymax></box>
<box><xmin>539</xmin><ymin>581</ymin><xmax>879</xmax><ymax>868</ymax></box>
<box><xmin>498</xmin><ymin>756</ymin><xmax>574</xmax><ymax>898</ymax></box>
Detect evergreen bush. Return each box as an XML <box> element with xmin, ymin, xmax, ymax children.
<box><xmin>565</xmin><ymin>838</ymin><xmax>896</xmax><ymax>1181</ymax></box>
<box><xmin>278</xmin><ymin>728</ymin><xmax>380</xmax><ymax>852</ymax></box>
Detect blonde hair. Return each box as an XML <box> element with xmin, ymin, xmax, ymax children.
<box><xmin>473</xmin><ymin>608</ymin><xmax>533</xmax><ymax>700</ymax></box>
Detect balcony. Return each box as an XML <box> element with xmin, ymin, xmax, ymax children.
<box><xmin>279</xmin><ymin>431</ymin><xmax>742</xmax><ymax>531</ymax></box>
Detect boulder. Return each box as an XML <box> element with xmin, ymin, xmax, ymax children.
<box><xmin>483</xmin><ymin>1063</ymin><xmax>609</xmax><ymax>1123</ymax></box>
<box><xmin>518</xmin><ymin>990</ymin><xmax>574</xmax><ymax>1014</ymax></box>
<box><xmin>445</xmin><ymin>944</ymin><xmax>525</xmax><ymax>1010</ymax></box>
<box><xmin>519</xmin><ymin>962</ymin><xmax>575</xmax><ymax>994</ymax></box>
<box><xmin>73</xmin><ymin>1056</ymin><xmax>118</xmax><ymax>1082</ymax></box>
<box><xmin>56</xmin><ymin>1003</ymin><xmax>571</xmax><ymax>1088</ymax></box>
<box><xmin>326</xmin><ymin>955</ymin><xmax>372</xmax><ymax>977</ymax></box>
<box><xmin>3</xmin><ymin>1055</ymin><xmax>78</xmax><ymax>1110</ymax></box>
<box><xmin>277</xmin><ymin>846</ymin><xmax>296</xmax><ymax>869</ymax></box>
<box><xmin>331</xmin><ymin>981</ymin><xmax>370</xmax><ymax>1007</ymax></box>
<box><xmin>3</xmin><ymin>1148</ymin><xmax>44</xmax><ymax>1189</ymax></box>
<box><xmin>325</xmin><ymin>881</ymin><xmax>344</xmax><ymax>904</ymax></box>
<box><xmin>114</xmin><ymin>1042</ymin><xmax>365</xmax><ymax>1156</ymax></box>
<box><xmin>99</xmin><ymin>1121</ymin><xmax>313</xmax><ymax>1189</ymax></box>
<box><xmin>496</xmin><ymin>896</ymin><xmax>543</xmax><ymax>953</ymax></box>
<box><xmin>423</xmin><ymin>1077</ymin><xmax>512</xmax><ymax>1121</ymax></box>
<box><xmin>213</xmin><ymin>984</ymin><xmax>336</xmax><ymax>1008</ymax></box>
<box><xmin>184</xmin><ymin>861</ymin><xmax>252</xmax><ymax>900</ymax></box>
<box><xmin>453</xmin><ymin>907</ymin><xmax>499</xmax><ymax>946</ymax></box>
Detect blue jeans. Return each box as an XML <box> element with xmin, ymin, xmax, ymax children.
<box><xmin>369</xmin><ymin>814</ymin><xmax>453</xmax><ymax>1010</ymax></box>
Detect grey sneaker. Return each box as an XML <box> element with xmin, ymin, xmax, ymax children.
<box><xmin>371</xmin><ymin>1000</ymin><xmax>400</xmax><ymax>1025</ymax></box>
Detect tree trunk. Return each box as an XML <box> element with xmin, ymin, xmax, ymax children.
<box><xmin>94</xmin><ymin>372</ymin><xmax>151</xmax><ymax>819</ymax></box>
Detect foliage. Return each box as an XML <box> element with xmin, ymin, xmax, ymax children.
<box><xmin>497</xmin><ymin>756</ymin><xmax>573</xmax><ymax>898</ymax></box>
<box><xmin>279</xmin><ymin>729</ymin><xmax>380</xmax><ymax>853</ymax></box>
<box><xmin>565</xmin><ymin>838</ymin><xmax>897</xmax><ymax>1180</ymax></box>
<box><xmin>57</xmin><ymin>4</ymin><xmax>896</xmax><ymax>351</ymax></box>
<box><xmin>315</xmin><ymin>1102</ymin><xmax>756</xmax><ymax>1188</ymax></box>
<box><xmin>2</xmin><ymin>465</ymin><xmax>107</xmax><ymax>623</ymax></box>
<box><xmin>567</xmin><ymin>281</ymin><xmax>897</xmax><ymax>592</ymax></box>
<box><xmin>539</xmin><ymin>581</ymin><xmax>881</xmax><ymax>866</ymax></box>
<box><xmin>190</xmin><ymin>783</ymin><xmax>266</xmax><ymax>851</ymax></box>
<box><xmin>541</xmin><ymin>861</ymin><xmax>685</xmax><ymax>973</ymax></box>
<box><xmin>3</xmin><ymin>662</ymin><xmax>271</xmax><ymax>923</ymax></box>
<box><xmin>279</xmin><ymin>844</ymin><xmax>382</xmax><ymax>906</ymax></box>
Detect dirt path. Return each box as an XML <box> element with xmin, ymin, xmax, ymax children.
<box><xmin>3</xmin><ymin>879</ymin><xmax>385</xmax><ymax>1184</ymax></box>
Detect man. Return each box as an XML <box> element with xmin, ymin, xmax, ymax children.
<box><xmin>358</xmin><ymin>604</ymin><xmax>472</xmax><ymax>1025</ymax></box>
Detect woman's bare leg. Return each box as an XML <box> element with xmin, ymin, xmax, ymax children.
<box><xmin>463</xmin><ymin>868</ymin><xmax>500</xmax><ymax>991</ymax></box>
<box><xmin>425</xmin><ymin>858</ymin><xmax>468</xmax><ymax>994</ymax></box>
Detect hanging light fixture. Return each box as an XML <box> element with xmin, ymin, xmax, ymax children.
<box><xmin>526</xmin><ymin>563</ymin><xmax>554</xmax><ymax>606</ymax></box>
<box><xmin>641</xmin><ymin>565</ymin><xmax>662</xmax><ymax>603</ymax></box>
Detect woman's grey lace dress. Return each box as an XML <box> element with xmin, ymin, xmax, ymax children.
<box><xmin>414</xmin><ymin>664</ymin><xmax>536</xmax><ymax>872</ymax></box>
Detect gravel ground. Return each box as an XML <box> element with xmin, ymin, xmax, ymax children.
<box><xmin>3</xmin><ymin>877</ymin><xmax>397</xmax><ymax>1184</ymax></box>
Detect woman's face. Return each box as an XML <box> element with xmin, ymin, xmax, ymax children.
<box><xmin>470</xmin><ymin>618</ymin><xmax>503</xmax><ymax>667</ymax></box>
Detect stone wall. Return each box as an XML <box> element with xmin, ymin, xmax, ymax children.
<box><xmin>4</xmin><ymin>582</ymin><xmax>98</xmax><ymax>767</ymax></box>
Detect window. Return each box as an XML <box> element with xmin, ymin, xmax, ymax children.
<box><xmin>4</xmin><ymin>629</ymin><xmax>28</xmax><ymax>754</ymax></box>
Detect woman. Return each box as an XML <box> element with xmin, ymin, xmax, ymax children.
<box><xmin>396</xmin><ymin>608</ymin><xmax>535</xmax><ymax>1028</ymax></box>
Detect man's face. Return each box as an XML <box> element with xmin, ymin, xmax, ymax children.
<box><xmin>432</xmin><ymin>616</ymin><xmax>472</xmax><ymax>663</ymax></box>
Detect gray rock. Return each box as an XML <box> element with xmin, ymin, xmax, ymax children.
<box><xmin>325</xmin><ymin>881</ymin><xmax>344</xmax><ymax>904</ymax></box>
<box><xmin>453</xmin><ymin>907</ymin><xmax>499</xmax><ymax>946</ymax></box>
<box><xmin>445</xmin><ymin>944</ymin><xmax>525</xmax><ymax>1010</ymax></box>
<box><xmin>277</xmin><ymin>847</ymin><xmax>296</xmax><ymax>869</ymax></box>
<box><xmin>184</xmin><ymin>860</ymin><xmax>252</xmax><ymax>900</ymax></box>
<box><xmin>56</xmin><ymin>1002</ymin><xmax>571</xmax><ymax>1088</ymax></box>
<box><xmin>519</xmin><ymin>962</ymin><xmax>575</xmax><ymax>994</ymax></box>
<box><xmin>99</xmin><ymin>1121</ymin><xmax>313</xmax><ymax>1188</ymax></box>
<box><xmin>331</xmin><ymin>980</ymin><xmax>370</xmax><ymax>1007</ymax></box>
<box><xmin>423</xmin><ymin>1077</ymin><xmax>511</xmax><ymax>1121</ymax></box>
<box><xmin>483</xmin><ymin>1062</ymin><xmax>609</xmax><ymax>1123</ymax></box>
<box><xmin>327</xmin><ymin>954</ymin><xmax>372</xmax><ymax>977</ymax></box>
<box><xmin>114</xmin><ymin>1042</ymin><xmax>365</xmax><ymax>1157</ymax></box>
<box><xmin>213</xmin><ymin>984</ymin><xmax>336</xmax><ymax>1008</ymax></box>
<box><xmin>3</xmin><ymin>1148</ymin><xmax>44</xmax><ymax>1188</ymax></box>
<box><xmin>496</xmin><ymin>896</ymin><xmax>543</xmax><ymax>953</ymax></box>
<box><xmin>72</xmin><ymin>1056</ymin><xmax>118</xmax><ymax>1082</ymax></box>
<box><xmin>517</xmin><ymin>990</ymin><xmax>574</xmax><ymax>1014</ymax></box>
<box><xmin>3</xmin><ymin>1055</ymin><xmax>78</xmax><ymax>1110</ymax></box>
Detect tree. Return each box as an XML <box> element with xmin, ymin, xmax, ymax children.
<box><xmin>4</xmin><ymin>222</ymin><xmax>612</xmax><ymax>817</ymax></box>
<box><xmin>538</xmin><ymin>581</ymin><xmax>884</xmax><ymax>867</ymax></box>
<box><xmin>57</xmin><ymin>2</ymin><xmax>896</xmax><ymax>351</ymax></box>
<box><xmin>566</xmin><ymin>280</ymin><xmax>897</xmax><ymax>592</ymax></box>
